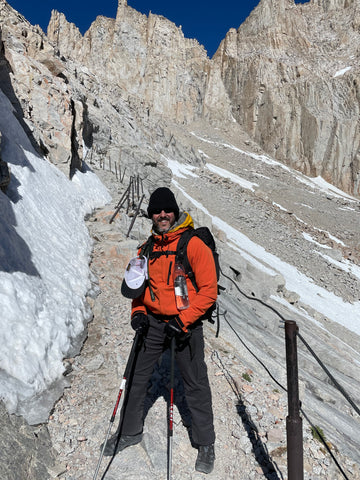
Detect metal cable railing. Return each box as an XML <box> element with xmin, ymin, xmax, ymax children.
<box><xmin>218</xmin><ymin>266</ymin><xmax>359</xmax><ymax>480</ymax></box>
<box><xmin>109</xmin><ymin>175</ymin><xmax>145</xmax><ymax>232</ymax></box>
<box><xmin>105</xmin><ymin>198</ymin><xmax>359</xmax><ymax>479</ymax></box>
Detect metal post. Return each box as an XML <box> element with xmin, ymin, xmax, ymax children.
<box><xmin>127</xmin><ymin>177</ymin><xmax>132</xmax><ymax>214</ymax></box>
<box><xmin>131</xmin><ymin>176</ymin><xmax>135</xmax><ymax>206</ymax></box>
<box><xmin>126</xmin><ymin>194</ymin><xmax>145</xmax><ymax>237</ymax></box>
<box><xmin>121</xmin><ymin>166</ymin><xmax>127</xmax><ymax>184</ymax></box>
<box><xmin>109</xmin><ymin>184</ymin><xmax>131</xmax><ymax>224</ymax></box>
<box><xmin>285</xmin><ymin>320</ymin><xmax>303</xmax><ymax>480</ymax></box>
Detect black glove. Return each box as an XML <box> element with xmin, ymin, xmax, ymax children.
<box><xmin>131</xmin><ymin>313</ymin><xmax>149</xmax><ymax>335</ymax></box>
<box><xmin>164</xmin><ymin>316</ymin><xmax>189</xmax><ymax>339</ymax></box>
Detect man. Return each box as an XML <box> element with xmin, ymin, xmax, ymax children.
<box><xmin>104</xmin><ymin>187</ymin><xmax>217</xmax><ymax>474</ymax></box>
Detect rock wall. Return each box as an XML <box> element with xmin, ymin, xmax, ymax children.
<box><xmin>0</xmin><ymin>1</ymin><xmax>173</xmax><ymax>188</ymax></box>
<box><xmin>0</xmin><ymin>131</ymin><xmax>10</xmax><ymax>192</ymax></box>
<box><xmin>0</xmin><ymin>401</ymin><xmax>55</xmax><ymax>479</ymax></box>
<box><xmin>214</xmin><ymin>0</ymin><xmax>360</xmax><ymax>197</ymax></box>
<box><xmin>47</xmin><ymin>2</ymin><xmax>230</xmax><ymax>125</ymax></box>
<box><xmin>2</xmin><ymin>0</ymin><xmax>360</xmax><ymax>195</ymax></box>
<box><xmin>0</xmin><ymin>1</ymin><xmax>78</xmax><ymax>174</ymax></box>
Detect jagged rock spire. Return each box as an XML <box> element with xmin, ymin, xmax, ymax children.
<box><xmin>116</xmin><ymin>0</ymin><xmax>128</xmax><ymax>19</ymax></box>
<box><xmin>313</xmin><ymin>0</ymin><xmax>355</xmax><ymax>10</ymax></box>
<box><xmin>239</xmin><ymin>0</ymin><xmax>291</xmax><ymax>32</ymax></box>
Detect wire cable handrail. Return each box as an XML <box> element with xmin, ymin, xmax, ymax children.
<box><xmin>220</xmin><ymin>266</ymin><xmax>360</xmax><ymax>415</ymax></box>
<box><xmin>297</xmin><ymin>332</ymin><xmax>360</xmax><ymax>416</ymax></box>
<box><xmin>221</xmin><ymin>311</ymin><xmax>351</xmax><ymax>480</ymax></box>
<box><xmin>219</xmin><ymin>266</ymin><xmax>357</xmax><ymax>480</ymax></box>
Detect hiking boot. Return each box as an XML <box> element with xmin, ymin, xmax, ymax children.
<box><xmin>102</xmin><ymin>432</ymin><xmax>143</xmax><ymax>457</ymax></box>
<box><xmin>195</xmin><ymin>444</ymin><xmax>215</xmax><ymax>474</ymax></box>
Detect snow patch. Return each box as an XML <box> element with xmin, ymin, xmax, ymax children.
<box><xmin>334</xmin><ymin>66</ymin><xmax>352</xmax><ymax>77</ymax></box>
<box><xmin>0</xmin><ymin>90</ymin><xmax>111</xmax><ymax>422</ymax></box>
<box><xmin>172</xmin><ymin>179</ymin><xmax>360</xmax><ymax>337</ymax></box>
<box><xmin>165</xmin><ymin>156</ymin><xmax>198</xmax><ymax>178</ymax></box>
<box><xmin>206</xmin><ymin>163</ymin><xmax>258</xmax><ymax>191</ymax></box>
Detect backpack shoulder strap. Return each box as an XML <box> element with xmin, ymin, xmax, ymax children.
<box><xmin>139</xmin><ymin>235</ymin><xmax>177</xmax><ymax>260</ymax></box>
<box><xmin>139</xmin><ymin>235</ymin><xmax>154</xmax><ymax>257</ymax></box>
<box><xmin>195</xmin><ymin>226</ymin><xmax>216</xmax><ymax>251</ymax></box>
<box><xmin>138</xmin><ymin>236</ymin><xmax>158</xmax><ymax>301</ymax></box>
<box><xmin>176</xmin><ymin>228</ymin><xmax>197</xmax><ymax>289</ymax></box>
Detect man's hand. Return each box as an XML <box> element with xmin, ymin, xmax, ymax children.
<box><xmin>164</xmin><ymin>316</ymin><xmax>189</xmax><ymax>340</ymax></box>
<box><xmin>131</xmin><ymin>313</ymin><xmax>149</xmax><ymax>335</ymax></box>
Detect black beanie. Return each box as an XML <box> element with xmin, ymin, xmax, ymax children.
<box><xmin>147</xmin><ymin>187</ymin><xmax>179</xmax><ymax>219</ymax></box>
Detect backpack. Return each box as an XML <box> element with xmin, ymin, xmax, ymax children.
<box><xmin>176</xmin><ymin>226</ymin><xmax>220</xmax><ymax>290</ymax></box>
<box><xmin>140</xmin><ymin>227</ymin><xmax>221</xmax><ymax>326</ymax></box>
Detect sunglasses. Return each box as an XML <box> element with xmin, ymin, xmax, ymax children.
<box><xmin>151</xmin><ymin>208</ymin><xmax>174</xmax><ymax>215</ymax></box>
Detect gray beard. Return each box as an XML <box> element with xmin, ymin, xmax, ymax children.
<box><xmin>153</xmin><ymin>223</ymin><xmax>171</xmax><ymax>234</ymax></box>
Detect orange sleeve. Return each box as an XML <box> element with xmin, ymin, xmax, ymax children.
<box><xmin>178</xmin><ymin>235</ymin><xmax>218</xmax><ymax>328</ymax></box>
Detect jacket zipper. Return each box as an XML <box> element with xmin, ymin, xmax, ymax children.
<box><xmin>167</xmin><ymin>261</ymin><xmax>173</xmax><ymax>285</ymax></box>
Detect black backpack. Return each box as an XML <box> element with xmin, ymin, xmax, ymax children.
<box><xmin>176</xmin><ymin>226</ymin><xmax>220</xmax><ymax>289</ymax></box>
<box><xmin>140</xmin><ymin>227</ymin><xmax>221</xmax><ymax>324</ymax></box>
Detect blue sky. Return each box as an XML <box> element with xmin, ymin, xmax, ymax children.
<box><xmin>8</xmin><ymin>0</ymin><xmax>308</xmax><ymax>57</ymax></box>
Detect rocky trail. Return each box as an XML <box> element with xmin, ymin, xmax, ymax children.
<box><xmin>47</xmin><ymin>145</ymin><xmax>360</xmax><ymax>480</ymax></box>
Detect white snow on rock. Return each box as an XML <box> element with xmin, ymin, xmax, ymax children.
<box><xmin>334</xmin><ymin>66</ymin><xmax>352</xmax><ymax>77</ymax></box>
<box><xmin>172</xmin><ymin>179</ymin><xmax>360</xmax><ymax>337</ymax></box>
<box><xmin>0</xmin><ymin>91</ymin><xmax>111</xmax><ymax>421</ymax></box>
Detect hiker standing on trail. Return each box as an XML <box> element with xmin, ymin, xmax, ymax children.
<box><xmin>104</xmin><ymin>187</ymin><xmax>217</xmax><ymax>474</ymax></box>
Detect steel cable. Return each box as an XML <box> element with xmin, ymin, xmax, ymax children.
<box><xmin>297</xmin><ymin>332</ymin><xmax>360</xmax><ymax>416</ymax></box>
<box><xmin>219</xmin><ymin>267</ymin><xmax>356</xmax><ymax>480</ymax></box>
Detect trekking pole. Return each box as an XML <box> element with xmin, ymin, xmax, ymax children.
<box><xmin>93</xmin><ymin>332</ymin><xmax>141</xmax><ymax>480</ymax></box>
<box><xmin>167</xmin><ymin>336</ymin><xmax>176</xmax><ymax>480</ymax></box>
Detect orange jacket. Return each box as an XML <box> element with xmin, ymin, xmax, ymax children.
<box><xmin>131</xmin><ymin>212</ymin><xmax>217</xmax><ymax>328</ymax></box>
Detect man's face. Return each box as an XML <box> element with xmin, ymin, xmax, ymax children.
<box><xmin>152</xmin><ymin>209</ymin><xmax>176</xmax><ymax>233</ymax></box>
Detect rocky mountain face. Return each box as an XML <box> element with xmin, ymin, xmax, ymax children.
<box><xmin>214</xmin><ymin>0</ymin><xmax>360</xmax><ymax>197</ymax></box>
<box><xmin>1</xmin><ymin>0</ymin><xmax>360</xmax><ymax>478</ymax></box>
<box><xmin>1</xmin><ymin>0</ymin><xmax>360</xmax><ymax>196</ymax></box>
<box><xmin>0</xmin><ymin>1</ymin><xmax>75</xmax><ymax>170</ymax></box>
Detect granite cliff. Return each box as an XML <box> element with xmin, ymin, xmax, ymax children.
<box><xmin>1</xmin><ymin>0</ymin><xmax>360</xmax><ymax>196</ymax></box>
<box><xmin>215</xmin><ymin>0</ymin><xmax>360</xmax><ymax>197</ymax></box>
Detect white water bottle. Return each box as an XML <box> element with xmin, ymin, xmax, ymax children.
<box><xmin>173</xmin><ymin>262</ymin><xmax>189</xmax><ymax>310</ymax></box>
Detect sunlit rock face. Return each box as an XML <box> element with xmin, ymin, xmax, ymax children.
<box><xmin>0</xmin><ymin>2</ymin><xmax>74</xmax><ymax>173</ymax></box>
<box><xmin>1</xmin><ymin>0</ymin><xmax>360</xmax><ymax>196</ymax></box>
<box><xmin>47</xmin><ymin>4</ymin><xmax>225</xmax><ymax>125</ymax></box>
<box><xmin>213</xmin><ymin>0</ymin><xmax>360</xmax><ymax>197</ymax></box>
